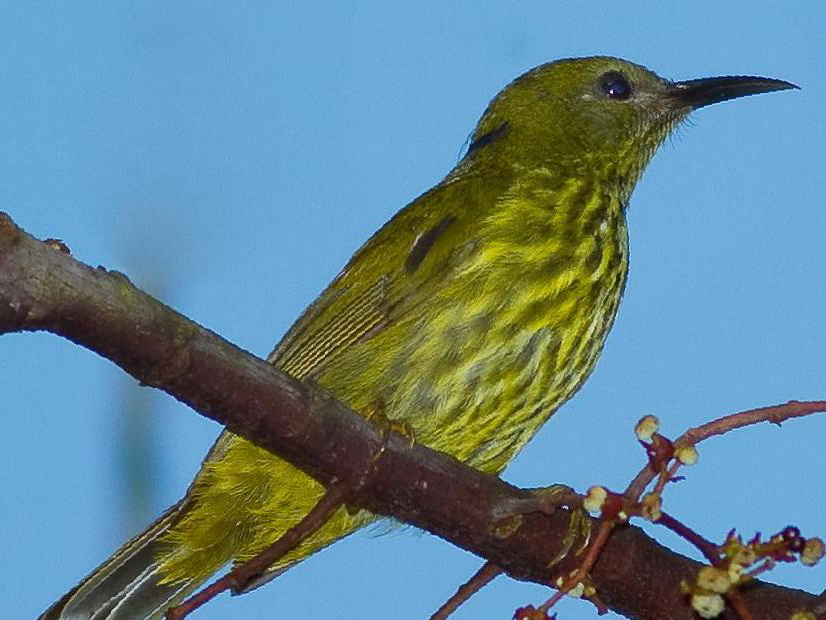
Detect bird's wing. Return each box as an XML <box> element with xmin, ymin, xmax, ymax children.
<box><xmin>267</xmin><ymin>175</ymin><xmax>479</xmax><ymax>381</ymax></box>
<box><xmin>202</xmin><ymin>174</ymin><xmax>484</xmax><ymax>465</ymax></box>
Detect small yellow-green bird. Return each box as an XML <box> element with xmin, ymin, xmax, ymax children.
<box><xmin>42</xmin><ymin>56</ymin><xmax>795</xmax><ymax>619</ymax></box>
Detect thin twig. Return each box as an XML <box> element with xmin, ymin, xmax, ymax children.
<box><xmin>657</xmin><ymin>512</ymin><xmax>719</xmax><ymax>565</ymax></box>
<box><xmin>491</xmin><ymin>486</ymin><xmax>581</xmax><ymax>521</ymax></box>
<box><xmin>626</xmin><ymin>400</ymin><xmax>826</xmax><ymax>500</ymax></box>
<box><xmin>165</xmin><ymin>480</ymin><xmax>350</xmax><ymax>620</ymax></box>
<box><xmin>677</xmin><ymin>400</ymin><xmax>826</xmax><ymax>446</ymax></box>
<box><xmin>537</xmin><ymin>520</ymin><xmax>615</xmax><ymax>614</ymax></box>
<box><xmin>427</xmin><ymin>562</ymin><xmax>503</xmax><ymax>620</ymax></box>
<box><xmin>727</xmin><ymin>588</ymin><xmax>757</xmax><ymax>620</ymax></box>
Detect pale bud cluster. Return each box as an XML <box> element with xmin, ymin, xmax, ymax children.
<box><xmin>689</xmin><ymin>591</ymin><xmax>726</xmax><ymax>619</ymax></box>
<box><xmin>575</xmin><ymin>414</ymin><xmax>821</xmax><ymax>619</ymax></box>
<box><xmin>684</xmin><ymin>527</ymin><xmax>824</xmax><ymax>618</ymax></box>
<box><xmin>801</xmin><ymin>537</ymin><xmax>825</xmax><ymax>567</ymax></box>
<box><xmin>583</xmin><ymin>486</ymin><xmax>607</xmax><ymax>514</ymax></box>
<box><xmin>639</xmin><ymin>492</ymin><xmax>662</xmax><ymax>521</ymax></box>
<box><xmin>634</xmin><ymin>414</ymin><xmax>659</xmax><ymax>442</ymax></box>
<box><xmin>675</xmin><ymin>444</ymin><xmax>698</xmax><ymax>465</ymax></box>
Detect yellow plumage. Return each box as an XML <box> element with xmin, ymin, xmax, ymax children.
<box><xmin>159</xmin><ymin>164</ymin><xmax>629</xmax><ymax>585</ymax></box>
<box><xmin>41</xmin><ymin>56</ymin><xmax>795</xmax><ymax>620</ymax></box>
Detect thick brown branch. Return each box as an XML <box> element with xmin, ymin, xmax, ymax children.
<box><xmin>0</xmin><ymin>212</ymin><xmax>817</xmax><ymax>620</ymax></box>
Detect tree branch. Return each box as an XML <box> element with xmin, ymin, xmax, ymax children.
<box><xmin>0</xmin><ymin>212</ymin><xmax>817</xmax><ymax>619</ymax></box>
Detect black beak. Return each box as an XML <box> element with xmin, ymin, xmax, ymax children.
<box><xmin>668</xmin><ymin>75</ymin><xmax>799</xmax><ymax>110</ymax></box>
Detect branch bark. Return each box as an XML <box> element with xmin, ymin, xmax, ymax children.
<box><xmin>0</xmin><ymin>212</ymin><xmax>816</xmax><ymax>619</ymax></box>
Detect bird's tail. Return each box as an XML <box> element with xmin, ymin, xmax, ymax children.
<box><xmin>39</xmin><ymin>500</ymin><xmax>201</xmax><ymax>620</ymax></box>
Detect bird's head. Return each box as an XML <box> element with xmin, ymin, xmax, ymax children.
<box><xmin>464</xmin><ymin>56</ymin><xmax>796</xmax><ymax>195</ymax></box>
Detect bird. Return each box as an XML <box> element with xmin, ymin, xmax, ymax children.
<box><xmin>41</xmin><ymin>56</ymin><xmax>796</xmax><ymax>619</ymax></box>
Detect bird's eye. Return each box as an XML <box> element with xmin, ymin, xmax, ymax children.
<box><xmin>599</xmin><ymin>71</ymin><xmax>632</xmax><ymax>100</ymax></box>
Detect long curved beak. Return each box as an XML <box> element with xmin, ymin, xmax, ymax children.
<box><xmin>668</xmin><ymin>75</ymin><xmax>799</xmax><ymax>110</ymax></box>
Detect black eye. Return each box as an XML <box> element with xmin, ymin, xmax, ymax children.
<box><xmin>599</xmin><ymin>71</ymin><xmax>632</xmax><ymax>100</ymax></box>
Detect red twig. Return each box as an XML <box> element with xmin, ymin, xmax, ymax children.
<box><xmin>626</xmin><ymin>400</ymin><xmax>826</xmax><ymax>500</ymax></box>
<box><xmin>537</xmin><ymin>520</ymin><xmax>614</xmax><ymax>615</ymax></box>
<box><xmin>727</xmin><ymin>589</ymin><xmax>757</xmax><ymax>620</ymax></box>
<box><xmin>165</xmin><ymin>481</ymin><xmax>350</xmax><ymax>620</ymax></box>
<box><xmin>657</xmin><ymin>512</ymin><xmax>719</xmax><ymax>565</ymax></box>
<box><xmin>427</xmin><ymin>562</ymin><xmax>503</xmax><ymax>620</ymax></box>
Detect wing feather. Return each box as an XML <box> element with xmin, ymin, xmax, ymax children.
<box><xmin>266</xmin><ymin>179</ymin><xmax>477</xmax><ymax>381</ymax></box>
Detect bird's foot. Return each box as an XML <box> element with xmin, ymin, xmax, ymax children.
<box><xmin>364</xmin><ymin>399</ymin><xmax>416</xmax><ymax>448</ymax></box>
<box><xmin>492</xmin><ymin>484</ymin><xmax>592</xmax><ymax>567</ymax></box>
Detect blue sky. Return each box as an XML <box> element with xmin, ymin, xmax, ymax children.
<box><xmin>1</xmin><ymin>3</ymin><xmax>824</xmax><ymax>619</ymax></box>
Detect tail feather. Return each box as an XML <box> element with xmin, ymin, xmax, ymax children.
<box><xmin>91</xmin><ymin>565</ymin><xmax>192</xmax><ymax>620</ymax></box>
<box><xmin>39</xmin><ymin>501</ymin><xmax>201</xmax><ymax>620</ymax></box>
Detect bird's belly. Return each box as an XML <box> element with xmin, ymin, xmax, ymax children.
<box><xmin>320</xmin><ymin>284</ymin><xmax>621</xmax><ymax>475</ymax></box>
